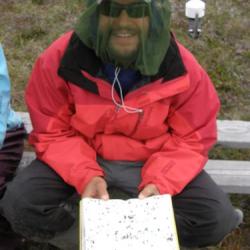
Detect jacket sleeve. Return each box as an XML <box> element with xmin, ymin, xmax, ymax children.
<box><xmin>25</xmin><ymin>55</ymin><xmax>104</xmax><ymax>195</ymax></box>
<box><xmin>0</xmin><ymin>44</ymin><xmax>10</xmax><ymax>148</ymax></box>
<box><xmin>0</xmin><ymin>45</ymin><xmax>22</xmax><ymax>148</ymax></box>
<box><xmin>139</xmin><ymin>67</ymin><xmax>220</xmax><ymax>196</ymax></box>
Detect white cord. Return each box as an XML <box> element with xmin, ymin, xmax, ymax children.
<box><xmin>111</xmin><ymin>67</ymin><xmax>143</xmax><ymax>114</ymax></box>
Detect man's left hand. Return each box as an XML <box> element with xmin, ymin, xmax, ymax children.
<box><xmin>138</xmin><ymin>184</ymin><xmax>160</xmax><ymax>199</ymax></box>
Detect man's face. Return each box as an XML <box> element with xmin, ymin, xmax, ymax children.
<box><xmin>98</xmin><ymin>0</ymin><xmax>150</xmax><ymax>64</ymax></box>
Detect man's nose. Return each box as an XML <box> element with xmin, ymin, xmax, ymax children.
<box><xmin>116</xmin><ymin>9</ymin><xmax>130</xmax><ymax>25</ymax></box>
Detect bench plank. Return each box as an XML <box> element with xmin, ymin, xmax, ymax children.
<box><xmin>19</xmin><ymin>152</ymin><xmax>36</xmax><ymax>169</ymax></box>
<box><xmin>205</xmin><ymin>160</ymin><xmax>250</xmax><ymax>194</ymax></box>
<box><xmin>217</xmin><ymin>120</ymin><xmax>250</xmax><ymax>148</ymax></box>
<box><xmin>18</xmin><ymin>112</ymin><xmax>32</xmax><ymax>134</ymax></box>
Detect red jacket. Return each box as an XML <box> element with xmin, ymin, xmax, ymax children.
<box><xmin>25</xmin><ymin>31</ymin><xmax>220</xmax><ymax>195</ymax></box>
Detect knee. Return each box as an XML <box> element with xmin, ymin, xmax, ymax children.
<box><xmin>208</xmin><ymin>202</ymin><xmax>239</xmax><ymax>245</ymax></box>
<box><xmin>176</xmin><ymin>201</ymin><xmax>237</xmax><ymax>247</ymax></box>
<box><xmin>1</xmin><ymin>176</ymin><xmax>26</xmax><ymax>217</ymax></box>
<box><xmin>1</xmin><ymin>179</ymin><xmax>74</xmax><ymax>240</ymax></box>
<box><xmin>1</xmin><ymin>180</ymin><xmax>41</xmax><ymax>239</ymax></box>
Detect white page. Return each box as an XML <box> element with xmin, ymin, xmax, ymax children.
<box><xmin>80</xmin><ymin>195</ymin><xmax>179</xmax><ymax>250</ymax></box>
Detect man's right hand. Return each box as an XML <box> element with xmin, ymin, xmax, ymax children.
<box><xmin>82</xmin><ymin>176</ymin><xmax>109</xmax><ymax>200</ymax></box>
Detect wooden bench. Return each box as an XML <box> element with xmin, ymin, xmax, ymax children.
<box><xmin>18</xmin><ymin>112</ymin><xmax>250</xmax><ymax>194</ymax></box>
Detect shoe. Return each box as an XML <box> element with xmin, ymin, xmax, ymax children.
<box><xmin>234</xmin><ymin>208</ymin><xmax>244</xmax><ymax>227</ymax></box>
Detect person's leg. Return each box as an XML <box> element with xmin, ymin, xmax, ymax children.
<box><xmin>0</xmin><ymin>126</ymin><xmax>26</xmax><ymax>249</ymax></box>
<box><xmin>0</xmin><ymin>126</ymin><xmax>26</xmax><ymax>198</ymax></box>
<box><xmin>173</xmin><ymin>170</ymin><xmax>240</xmax><ymax>248</ymax></box>
<box><xmin>0</xmin><ymin>159</ymin><xmax>78</xmax><ymax>245</ymax></box>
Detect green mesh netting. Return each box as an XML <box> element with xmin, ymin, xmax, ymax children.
<box><xmin>75</xmin><ymin>0</ymin><xmax>171</xmax><ymax>75</ymax></box>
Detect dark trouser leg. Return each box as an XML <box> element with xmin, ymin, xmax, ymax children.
<box><xmin>172</xmin><ymin>171</ymin><xmax>238</xmax><ymax>247</ymax></box>
<box><xmin>0</xmin><ymin>159</ymin><xmax>77</xmax><ymax>242</ymax></box>
<box><xmin>0</xmin><ymin>126</ymin><xmax>27</xmax><ymax>249</ymax></box>
<box><xmin>0</xmin><ymin>126</ymin><xmax>26</xmax><ymax>198</ymax></box>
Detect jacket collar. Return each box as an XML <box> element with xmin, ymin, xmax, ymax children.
<box><xmin>58</xmin><ymin>32</ymin><xmax>187</xmax><ymax>94</ymax></box>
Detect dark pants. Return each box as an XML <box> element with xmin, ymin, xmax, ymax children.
<box><xmin>0</xmin><ymin>126</ymin><xmax>26</xmax><ymax>249</ymax></box>
<box><xmin>0</xmin><ymin>126</ymin><xmax>26</xmax><ymax>198</ymax></box>
<box><xmin>0</xmin><ymin>158</ymin><xmax>239</xmax><ymax>248</ymax></box>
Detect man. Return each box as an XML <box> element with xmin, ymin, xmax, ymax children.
<box><xmin>0</xmin><ymin>44</ymin><xmax>26</xmax><ymax>249</ymax></box>
<box><xmin>0</xmin><ymin>0</ymin><xmax>243</xmax><ymax>249</ymax></box>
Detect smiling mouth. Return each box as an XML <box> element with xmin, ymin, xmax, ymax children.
<box><xmin>114</xmin><ymin>33</ymin><xmax>134</xmax><ymax>38</ymax></box>
<box><xmin>112</xmin><ymin>29</ymin><xmax>137</xmax><ymax>38</ymax></box>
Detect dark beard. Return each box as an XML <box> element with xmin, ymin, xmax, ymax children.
<box><xmin>107</xmin><ymin>43</ymin><xmax>138</xmax><ymax>68</ymax></box>
<box><xmin>96</xmin><ymin>26</ymin><xmax>139</xmax><ymax>68</ymax></box>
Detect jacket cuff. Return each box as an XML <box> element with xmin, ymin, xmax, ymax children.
<box><xmin>75</xmin><ymin>169</ymin><xmax>105</xmax><ymax>195</ymax></box>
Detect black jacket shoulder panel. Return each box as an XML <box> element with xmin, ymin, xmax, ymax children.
<box><xmin>58</xmin><ymin>32</ymin><xmax>187</xmax><ymax>94</ymax></box>
<box><xmin>58</xmin><ymin>33</ymin><xmax>100</xmax><ymax>94</ymax></box>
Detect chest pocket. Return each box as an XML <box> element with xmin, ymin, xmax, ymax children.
<box><xmin>131</xmin><ymin>101</ymin><xmax>170</xmax><ymax>140</ymax></box>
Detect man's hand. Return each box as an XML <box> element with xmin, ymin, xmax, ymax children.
<box><xmin>82</xmin><ymin>176</ymin><xmax>109</xmax><ymax>200</ymax></box>
<box><xmin>138</xmin><ymin>184</ymin><xmax>160</xmax><ymax>199</ymax></box>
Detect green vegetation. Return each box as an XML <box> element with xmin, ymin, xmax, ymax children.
<box><xmin>0</xmin><ymin>0</ymin><xmax>249</xmax><ymax>249</ymax></box>
<box><xmin>172</xmin><ymin>0</ymin><xmax>250</xmax><ymax>120</ymax></box>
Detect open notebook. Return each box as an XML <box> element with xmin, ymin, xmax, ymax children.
<box><xmin>80</xmin><ymin>194</ymin><xmax>179</xmax><ymax>250</ymax></box>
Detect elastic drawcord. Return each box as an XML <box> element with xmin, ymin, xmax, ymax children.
<box><xmin>111</xmin><ymin>67</ymin><xmax>143</xmax><ymax>114</ymax></box>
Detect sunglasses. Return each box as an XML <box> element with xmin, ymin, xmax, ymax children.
<box><xmin>99</xmin><ymin>1</ymin><xmax>150</xmax><ymax>18</ymax></box>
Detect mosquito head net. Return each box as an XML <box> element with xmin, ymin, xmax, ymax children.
<box><xmin>75</xmin><ymin>0</ymin><xmax>171</xmax><ymax>75</ymax></box>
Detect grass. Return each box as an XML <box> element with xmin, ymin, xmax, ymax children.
<box><xmin>172</xmin><ymin>0</ymin><xmax>250</xmax><ymax>120</ymax></box>
<box><xmin>0</xmin><ymin>0</ymin><xmax>250</xmax><ymax>249</ymax></box>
